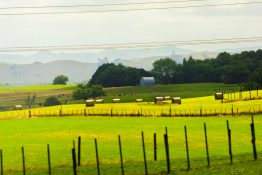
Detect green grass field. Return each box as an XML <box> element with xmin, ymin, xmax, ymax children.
<box><xmin>0</xmin><ymin>116</ymin><xmax>261</xmax><ymax>175</ymax></box>
<box><xmin>0</xmin><ymin>83</ymin><xmax>261</xmax><ymax>174</ymax></box>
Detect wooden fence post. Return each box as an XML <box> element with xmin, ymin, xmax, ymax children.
<box><xmin>22</xmin><ymin>147</ymin><xmax>26</xmax><ymax>175</ymax></box>
<box><xmin>47</xmin><ymin>144</ymin><xmax>51</xmax><ymax>175</ymax></box>
<box><xmin>164</xmin><ymin>134</ymin><xmax>170</xmax><ymax>173</ymax></box>
<box><xmin>72</xmin><ymin>148</ymin><xmax>77</xmax><ymax>175</ymax></box>
<box><xmin>0</xmin><ymin>149</ymin><xmax>3</xmax><ymax>175</ymax></box>
<box><xmin>250</xmin><ymin>116</ymin><xmax>257</xmax><ymax>160</ymax></box>
<box><xmin>78</xmin><ymin>136</ymin><xmax>81</xmax><ymax>166</ymax></box>
<box><xmin>118</xmin><ymin>135</ymin><xmax>124</xmax><ymax>175</ymax></box>
<box><xmin>204</xmin><ymin>123</ymin><xmax>210</xmax><ymax>167</ymax></box>
<box><xmin>84</xmin><ymin>109</ymin><xmax>87</xmax><ymax>116</ymax></box>
<box><xmin>154</xmin><ymin>133</ymin><xmax>157</xmax><ymax>161</ymax></box>
<box><xmin>29</xmin><ymin>110</ymin><xmax>31</xmax><ymax>118</ymax></box>
<box><xmin>226</xmin><ymin>120</ymin><xmax>233</xmax><ymax>164</ymax></box>
<box><xmin>141</xmin><ymin>132</ymin><xmax>148</xmax><ymax>175</ymax></box>
<box><xmin>184</xmin><ymin>126</ymin><xmax>190</xmax><ymax>170</ymax></box>
<box><xmin>95</xmin><ymin>139</ymin><xmax>100</xmax><ymax>175</ymax></box>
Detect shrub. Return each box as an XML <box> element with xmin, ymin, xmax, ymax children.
<box><xmin>43</xmin><ymin>97</ymin><xmax>61</xmax><ymax>107</ymax></box>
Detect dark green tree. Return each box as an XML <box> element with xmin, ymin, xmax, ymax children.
<box><xmin>90</xmin><ymin>63</ymin><xmax>151</xmax><ymax>87</ymax></box>
<box><xmin>53</xmin><ymin>75</ymin><xmax>69</xmax><ymax>85</ymax></box>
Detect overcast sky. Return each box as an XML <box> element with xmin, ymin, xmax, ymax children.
<box><xmin>0</xmin><ymin>0</ymin><xmax>262</xmax><ymax>54</ymax></box>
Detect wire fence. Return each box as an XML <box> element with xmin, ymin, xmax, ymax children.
<box><xmin>0</xmin><ymin>116</ymin><xmax>260</xmax><ymax>175</ymax></box>
<box><xmin>1</xmin><ymin>105</ymin><xmax>262</xmax><ymax>119</ymax></box>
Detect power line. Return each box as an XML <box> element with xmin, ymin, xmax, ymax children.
<box><xmin>0</xmin><ymin>0</ymin><xmax>209</xmax><ymax>10</ymax></box>
<box><xmin>0</xmin><ymin>36</ymin><xmax>261</xmax><ymax>52</ymax></box>
<box><xmin>0</xmin><ymin>1</ymin><xmax>261</xmax><ymax>15</ymax></box>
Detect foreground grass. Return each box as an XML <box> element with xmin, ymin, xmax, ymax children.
<box><xmin>0</xmin><ymin>116</ymin><xmax>261</xmax><ymax>174</ymax></box>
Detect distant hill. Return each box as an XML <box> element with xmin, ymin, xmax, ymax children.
<box><xmin>0</xmin><ymin>48</ymin><xmax>221</xmax><ymax>85</ymax></box>
<box><xmin>0</xmin><ymin>60</ymin><xmax>97</xmax><ymax>85</ymax></box>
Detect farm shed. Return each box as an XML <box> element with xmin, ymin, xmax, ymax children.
<box><xmin>86</xmin><ymin>99</ymin><xmax>95</xmax><ymax>107</ymax></box>
<box><xmin>14</xmin><ymin>105</ymin><xmax>23</xmax><ymax>110</ymax></box>
<box><xmin>95</xmin><ymin>99</ymin><xmax>104</xmax><ymax>104</ymax></box>
<box><xmin>172</xmin><ymin>97</ymin><xmax>181</xmax><ymax>104</ymax></box>
<box><xmin>140</xmin><ymin>77</ymin><xmax>155</xmax><ymax>86</ymax></box>
<box><xmin>215</xmin><ymin>92</ymin><xmax>223</xmax><ymax>100</ymax></box>
<box><xmin>136</xmin><ymin>99</ymin><xmax>143</xmax><ymax>102</ymax></box>
<box><xmin>155</xmin><ymin>96</ymin><xmax>164</xmax><ymax>104</ymax></box>
<box><xmin>113</xmin><ymin>98</ymin><xmax>120</xmax><ymax>103</ymax></box>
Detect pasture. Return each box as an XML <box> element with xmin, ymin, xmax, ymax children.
<box><xmin>0</xmin><ymin>116</ymin><xmax>261</xmax><ymax>174</ymax></box>
<box><xmin>0</xmin><ymin>83</ymin><xmax>261</xmax><ymax>174</ymax></box>
<box><xmin>0</xmin><ymin>83</ymin><xmax>240</xmax><ymax>111</ymax></box>
<box><xmin>0</xmin><ymin>85</ymin><xmax>76</xmax><ymax>110</ymax></box>
<box><xmin>103</xmin><ymin>83</ymin><xmax>240</xmax><ymax>103</ymax></box>
<box><xmin>0</xmin><ymin>89</ymin><xmax>261</xmax><ymax>119</ymax></box>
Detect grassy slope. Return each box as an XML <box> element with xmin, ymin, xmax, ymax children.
<box><xmin>0</xmin><ymin>85</ymin><xmax>77</xmax><ymax>110</ymax></box>
<box><xmin>0</xmin><ymin>84</ymin><xmax>76</xmax><ymax>93</ymax></box>
<box><xmin>0</xmin><ymin>116</ymin><xmax>261</xmax><ymax>174</ymax></box>
<box><xmin>103</xmin><ymin>83</ymin><xmax>240</xmax><ymax>103</ymax></box>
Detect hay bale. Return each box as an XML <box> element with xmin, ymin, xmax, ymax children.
<box><xmin>215</xmin><ymin>92</ymin><xmax>223</xmax><ymax>100</ymax></box>
<box><xmin>155</xmin><ymin>96</ymin><xmax>164</xmax><ymax>104</ymax></box>
<box><xmin>14</xmin><ymin>105</ymin><xmax>23</xmax><ymax>110</ymax></box>
<box><xmin>164</xmin><ymin>96</ymin><xmax>170</xmax><ymax>100</ymax></box>
<box><xmin>136</xmin><ymin>99</ymin><xmax>143</xmax><ymax>102</ymax></box>
<box><xmin>86</xmin><ymin>99</ymin><xmax>95</xmax><ymax>107</ymax></box>
<box><xmin>113</xmin><ymin>98</ymin><xmax>120</xmax><ymax>103</ymax></box>
<box><xmin>95</xmin><ymin>99</ymin><xmax>104</xmax><ymax>104</ymax></box>
<box><xmin>172</xmin><ymin>97</ymin><xmax>181</xmax><ymax>104</ymax></box>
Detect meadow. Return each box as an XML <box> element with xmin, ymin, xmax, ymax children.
<box><xmin>0</xmin><ymin>116</ymin><xmax>261</xmax><ymax>175</ymax></box>
<box><xmin>0</xmin><ymin>85</ymin><xmax>76</xmax><ymax>110</ymax></box>
<box><xmin>103</xmin><ymin>83</ymin><xmax>240</xmax><ymax>103</ymax></box>
<box><xmin>0</xmin><ymin>83</ymin><xmax>261</xmax><ymax>174</ymax></box>
<box><xmin>0</xmin><ymin>89</ymin><xmax>261</xmax><ymax>119</ymax></box>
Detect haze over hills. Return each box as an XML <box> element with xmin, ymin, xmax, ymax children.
<box><xmin>0</xmin><ymin>60</ymin><xmax>97</xmax><ymax>85</ymax></box>
<box><xmin>0</xmin><ymin>46</ymin><xmax>261</xmax><ymax>85</ymax></box>
<box><xmin>0</xmin><ymin>46</ymin><xmax>192</xmax><ymax>64</ymax></box>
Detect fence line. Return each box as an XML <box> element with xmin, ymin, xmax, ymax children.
<box><xmin>7</xmin><ymin>106</ymin><xmax>262</xmax><ymax>118</ymax></box>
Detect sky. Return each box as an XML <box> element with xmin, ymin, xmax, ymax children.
<box><xmin>0</xmin><ymin>0</ymin><xmax>262</xmax><ymax>55</ymax></box>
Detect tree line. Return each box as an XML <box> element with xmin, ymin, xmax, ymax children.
<box><xmin>89</xmin><ymin>50</ymin><xmax>262</xmax><ymax>89</ymax></box>
<box><xmin>152</xmin><ymin>50</ymin><xmax>262</xmax><ymax>89</ymax></box>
